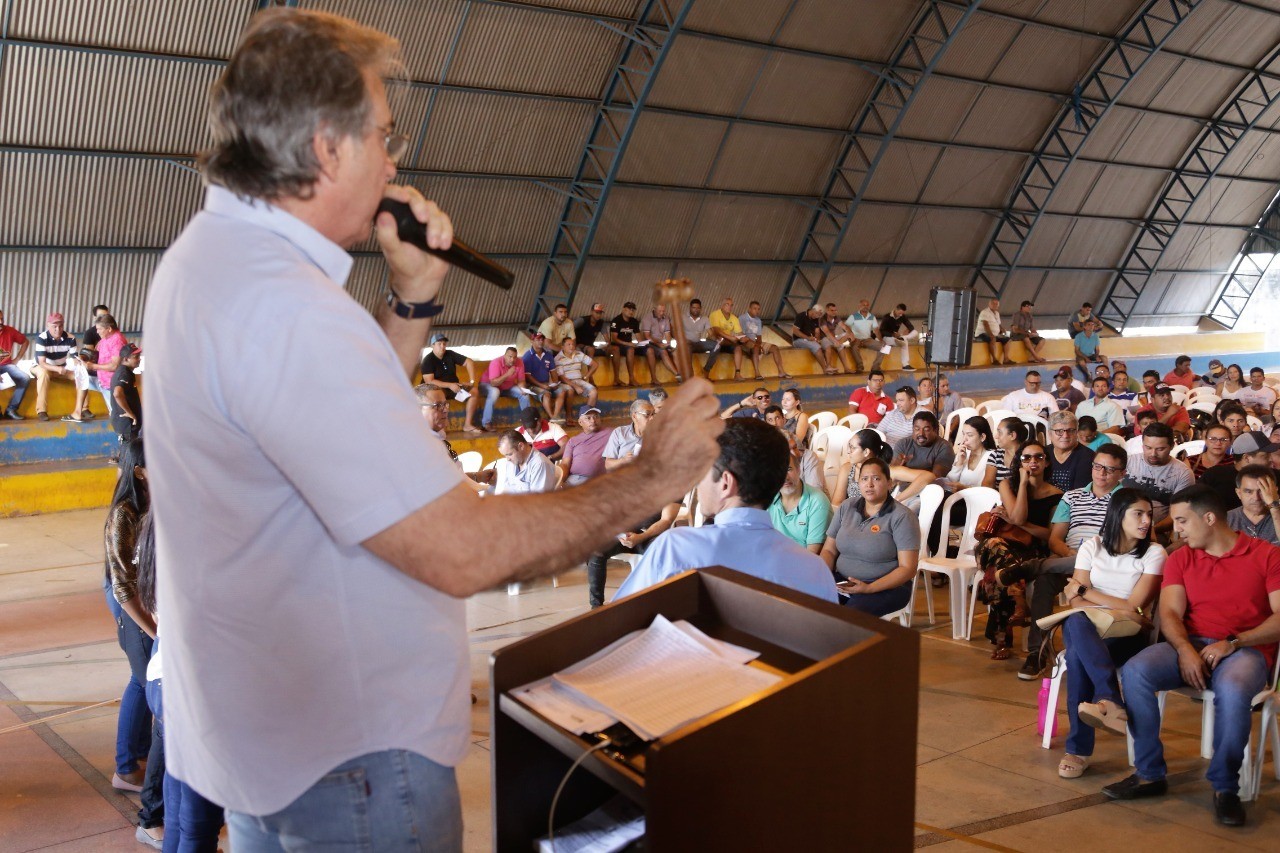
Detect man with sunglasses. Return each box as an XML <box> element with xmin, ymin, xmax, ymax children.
<box><xmin>999</xmin><ymin>443</ymin><xmax>1131</xmax><ymax>678</ymax></box>
<box><xmin>721</xmin><ymin>387</ymin><xmax>772</xmax><ymax>420</ymax></box>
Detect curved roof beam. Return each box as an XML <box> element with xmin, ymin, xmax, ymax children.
<box><xmin>526</xmin><ymin>0</ymin><xmax>695</xmax><ymax>329</ymax></box>
<box><xmin>1098</xmin><ymin>43</ymin><xmax>1280</xmax><ymax>330</ymax></box>
<box><xmin>968</xmin><ymin>0</ymin><xmax>1201</xmax><ymax>301</ymax></box>
<box><xmin>768</xmin><ymin>0</ymin><xmax>983</xmax><ymax>326</ymax></box>
<box><xmin>1206</xmin><ymin>187</ymin><xmax>1280</xmax><ymax>328</ymax></box>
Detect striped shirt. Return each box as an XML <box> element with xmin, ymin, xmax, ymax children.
<box><xmin>1051</xmin><ymin>484</ymin><xmax>1116</xmax><ymax>550</ymax></box>
<box><xmin>990</xmin><ymin>447</ymin><xmax>1014</xmax><ymax>483</ymax></box>
<box><xmin>34</xmin><ymin>330</ymin><xmax>77</xmax><ymax>366</ymax></box>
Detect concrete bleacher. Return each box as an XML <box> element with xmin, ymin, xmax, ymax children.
<box><xmin>3</xmin><ymin>329</ymin><xmax>1276</xmax><ymax>517</ymax></box>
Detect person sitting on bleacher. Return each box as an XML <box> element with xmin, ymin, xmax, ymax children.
<box><xmin>893</xmin><ymin>411</ymin><xmax>954</xmax><ymax>479</ymax></box>
<box><xmin>640</xmin><ymin>303</ymin><xmax>683</xmax><ymax>384</ymax></box>
<box><xmin>574</xmin><ymin>302</ymin><xmax>610</xmax><ymax>360</ymax></box>
<box><xmin>705</xmin><ymin>297</ymin><xmax>751</xmax><ymax>381</ymax></box>
<box><xmin>1009</xmin><ymin>300</ymin><xmax>1047</xmax><ymax>363</ymax></box>
<box><xmin>975</xmin><ymin>298</ymin><xmax>1009</xmax><ymax>366</ymax></box>
<box><xmin>821</xmin><ymin>456</ymin><xmax>920</xmax><ymax>616</ymax></box>
<box><xmin>521</xmin><ymin>333</ymin><xmax>569</xmax><ymax>423</ymax></box>
<box><xmin>493</xmin><ymin>430</ymin><xmax>555</xmax><ymax>495</ymax></box>
<box><xmin>848</xmin><ymin>369</ymin><xmax>891</xmax><ymax>423</ymax></box>
<box><xmin>615</xmin><ymin>418</ymin><xmax>839</xmax><ymax>603</ymax></box>
<box><xmin>1228</xmin><ymin>464</ymin><xmax>1280</xmax><ymax>545</ymax></box>
<box><xmin>681</xmin><ymin>298</ymin><xmax>717</xmax><ymax>363</ymax></box>
<box><xmin>1069</xmin><ymin>302</ymin><xmax>1094</xmax><ymax>336</ymax></box>
<box><xmin>1051</xmin><ymin>366</ymin><xmax>1084</xmax><ymax>413</ymax></box>
<box><xmin>845</xmin><ymin>298</ymin><xmax>882</xmax><ymax>373</ymax></box>
<box><xmin>738</xmin><ymin>300</ymin><xmax>789</xmax><ymax>381</ymax></box>
<box><xmin>1001</xmin><ymin>370</ymin><xmax>1056</xmax><ymax>419</ymax></box>
<box><xmin>608</xmin><ymin>302</ymin><xmax>645</xmax><ymax>388</ymax></box>
<box><xmin>553</xmin><ymin>337</ymin><xmax>599</xmax><ymax>411</ymax></box>
<box><xmin>478</xmin><ymin>346</ymin><xmax>530</xmax><ymax>430</ymax></box>
<box><xmin>1056</xmin><ymin>489</ymin><xmax>1164</xmax><ymax>780</ymax></box>
<box><xmin>878</xmin><ymin>385</ymin><xmax>921</xmax><ymax>445</ymax></box>
<box><xmin>32</xmin><ymin>312</ymin><xmax>76</xmax><ymax>422</ymax></box>
<box><xmin>1238</xmin><ymin>367</ymin><xmax>1277</xmax><ymax>420</ymax></box>
<box><xmin>0</xmin><ymin>307</ymin><xmax>31</xmax><ymax>421</ymax></box>
<box><xmin>818</xmin><ymin>303</ymin><xmax>857</xmax><ymax>374</ymax></box>
<box><xmin>1103</xmin><ymin>485</ymin><xmax>1280</xmax><ymax>828</ymax></box>
<box><xmin>1073</xmin><ymin>318</ymin><xmax>1105</xmax><ymax>381</ymax></box>
<box><xmin>878</xmin><ymin>303</ymin><xmax>918</xmax><ymax>372</ymax></box>
<box><xmin>1163</xmin><ymin>354</ymin><xmax>1198</xmax><ymax>389</ymax></box>
<box><xmin>537</xmin><ymin>303</ymin><xmax>575</xmax><ymax>354</ymax></box>
<box><xmin>769</xmin><ymin>452</ymin><xmax>832</xmax><ymax>555</ymax></box>
<box><xmin>420</xmin><ymin>332</ymin><xmax>483</xmax><ymax>434</ymax></box>
<box><xmin>1077</xmin><ymin>377</ymin><xmax>1125</xmax><ymax>436</ymax></box>
<box><xmin>790</xmin><ymin>305</ymin><xmax>835</xmax><ymax>375</ymax></box>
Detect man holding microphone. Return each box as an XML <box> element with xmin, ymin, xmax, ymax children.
<box><xmin>143</xmin><ymin>9</ymin><xmax>722</xmax><ymax>850</ymax></box>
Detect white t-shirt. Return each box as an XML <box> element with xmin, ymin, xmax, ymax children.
<box><xmin>947</xmin><ymin>448</ymin><xmax>995</xmax><ymax>486</ymax></box>
<box><xmin>977</xmin><ymin>308</ymin><xmax>1002</xmax><ymax>337</ymax></box>
<box><xmin>1074</xmin><ymin>536</ymin><xmax>1166</xmax><ymax>599</ymax></box>
<box><xmin>1001</xmin><ymin>388</ymin><xmax>1056</xmax><ymax>418</ymax></box>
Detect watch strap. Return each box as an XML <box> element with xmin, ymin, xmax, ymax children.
<box><xmin>386</xmin><ymin>288</ymin><xmax>444</xmax><ymax>320</ymax></box>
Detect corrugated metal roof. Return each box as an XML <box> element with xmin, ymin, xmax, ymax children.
<box><xmin>1120</xmin><ymin>57</ymin><xmax>1244</xmax><ymax>117</ymax></box>
<box><xmin>615</xmin><ymin>112</ymin><xmax>729</xmax><ymax>185</ymax></box>
<box><xmin>684</xmin><ymin>0</ymin><xmax>799</xmax><ymax>44</ymax></box>
<box><xmin>573</xmin><ymin>260</ymin><xmax>680</xmax><ymax>314</ymax></box>
<box><xmin>1077</xmin><ymin>110</ymin><xmax>1201</xmax><ymax>170</ymax></box>
<box><xmin>0</xmin><ymin>152</ymin><xmax>202</xmax><ymax>246</ymax></box>
<box><xmin>303</xmin><ymin>0</ymin><xmax>466</xmax><ymax>79</ymax></box>
<box><xmin>1219</xmin><ymin>128</ymin><xmax>1280</xmax><ymax>179</ymax></box>
<box><xmin>646</xmin><ymin>35</ymin><xmax>768</xmax><ymax>116</ymax></box>
<box><xmin>1075</xmin><ymin>164</ymin><xmax>1170</xmax><ymax>220</ymax></box>
<box><xmin>1156</xmin><ymin>224</ymin><xmax>1249</xmax><ymax>273</ymax></box>
<box><xmin>591</xmin><ymin>187</ymin><xmax>703</xmax><ymax>256</ymax></box>
<box><xmin>836</xmin><ymin>205</ymin><xmax>917</xmax><ymax>264</ymax></box>
<box><xmin>1018</xmin><ymin>216</ymin><xmax>1135</xmax><ymax>268</ymax></box>
<box><xmin>1163</xmin><ymin>0</ymin><xmax>1280</xmax><ymax>66</ymax></box>
<box><xmin>776</xmin><ymin>0</ymin><xmax>920</xmax><ymax>63</ymax></box>
<box><xmin>9</xmin><ymin>0</ymin><xmax>248</xmax><ymax>56</ymax></box>
<box><xmin>933</xmin><ymin>14</ymin><xmax>1021</xmax><ymax>82</ymax></box>
<box><xmin>660</xmin><ymin>263</ymin><xmax>788</xmax><ymax>316</ymax></box>
<box><xmin>917</xmin><ymin>149</ymin><xmax>1027</xmax><ymax>208</ymax></box>
<box><xmin>1185</xmin><ymin>178</ymin><xmax>1279</xmax><ymax>228</ymax></box>
<box><xmin>0</xmin><ymin>45</ymin><xmax>216</xmax><ymax>153</ymax></box>
<box><xmin>987</xmin><ymin>24</ymin><xmax>1094</xmax><ymax>93</ymax></box>
<box><xmin>953</xmin><ymin>88</ymin><xmax>1063</xmax><ymax>150</ymax></box>
<box><xmin>704</xmin><ymin>123</ymin><xmax>841</xmax><ymax>196</ymax></box>
<box><xmin>740</xmin><ymin>51</ymin><xmax>875</xmax><ymax>129</ymax></box>
<box><xmin>678</xmin><ymin>195</ymin><xmax>811</xmax><ymax>259</ymax></box>
<box><xmin>896</xmin><ymin>76</ymin><xmax>984</xmax><ymax>143</ymax></box>
<box><xmin>981</xmin><ymin>0</ymin><xmax>1146</xmax><ymax>37</ymax></box>
<box><xmin>892</xmin><ymin>209</ymin><xmax>990</xmax><ymax>265</ymax></box>
<box><xmin>861</xmin><ymin>142</ymin><xmax>943</xmax><ymax>204</ymax></box>
<box><xmin>1</xmin><ymin>250</ymin><xmax>160</xmax><ymax>333</ymax></box>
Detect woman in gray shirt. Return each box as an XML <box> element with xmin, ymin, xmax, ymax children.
<box><xmin>821</xmin><ymin>457</ymin><xmax>921</xmax><ymax>616</ymax></box>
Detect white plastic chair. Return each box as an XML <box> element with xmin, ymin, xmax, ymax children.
<box><xmin>961</xmin><ymin>396</ymin><xmax>976</xmax><ymax>408</ymax></box>
<box><xmin>1071</xmin><ymin>379</ymin><xmax>1086</xmax><ymax>394</ymax></box>
<box><xmin>1187</xmin><ymin>388</ymin><xmax>1219</xmax><ymax>404</ymax></box>
<box><xmin>810</xmin><ymin>425</ymin><xmax>852</xmax><ymax>462</ymax></box>
<box><xmin>1172</xmin><ymin>439</ymin><xmax>1204</xmax><ymax>459</ymax></box>
<box><xmin>1252</xmin><ymin>681</ymin><xmax>1280</xmax><ymax>799</ymax></box>
<box><xmin>907</xmin><ymin>484</ymin><xmax>946</xmax><ymax>626</ymax></box>
<box><xmin>457</xmin><ymin>450</ymin><xmax>482</xmax><ymax>473</ymax></box>
<box><xmin>808</xmin><ymin>411</ymin><xmax>838</xmax><ymax>432</ymax></box>
<box><xmin>975</xmin><ymin>400</ymin><xmax>1002</xmax><ymax>415</ymax></box>
<box><xmin>1248</xmin><ymin>414</ymin><xmax>1263</xmax><ymax>431</ymax></box>
<box><xmin>1187</xmin><ymin>400</ymin><xmax>1216</xmax><ymax>415</ymax></box>
<box><xmin>1170</xmin><ymin>388</ymin><xmax>1188</xmax><ymax>406</ymax></box>
<box><xmin>1019</xmin><ymin>414</ymin><xmax>1049</xmax><ymax>438</ymax></box>
<box><xmin>916</xmin><ymin>487</ymin><xmax>1001</xmax><ymax>640</ymax></box>
<box><xmin>673</xmin><ymin>487</ymin><xmax>698</xmax><ymax>527</ymax></box>
<box><xmin>944</xmin><ymin>406</ymin><xmax>979</xmax><ymax>441</ymax></box>
<box><xmin>838</xmin><ymin>413</ymin><xmax>869</xmax><ymax>432</ymax></box>
<box><xmin>881</xmin><ymin>571</ymin><xmax>921</xmax><ymax>628</ymax></box>
<box><xmin>982</xmin><ymin>408</ymin><xmax>1017</xmax><ymax>434</ymax></box>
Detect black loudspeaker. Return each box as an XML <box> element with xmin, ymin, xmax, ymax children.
<box><xmin>925</xmin><ymin>287</ymin><xmax>974</xmax><ymax>366</ymax></box>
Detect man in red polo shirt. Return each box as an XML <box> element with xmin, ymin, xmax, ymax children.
<box><xmin>848</xmin><ymin>369</ymin><xmax>891</xmax><ymax>424</ymax></box>
<box><xmin>1098</xmin><ymin>485</ymin><xmax>1280</xmax><ymax>827</ymax></box>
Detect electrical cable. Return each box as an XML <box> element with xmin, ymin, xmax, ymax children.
<box><xmin>546</xmin><ymin>738</ymin><xmax>613</xmax><ymax>851</ymax></box>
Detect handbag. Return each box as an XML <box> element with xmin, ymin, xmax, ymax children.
<box><xmin>974</xmin><ymin>510</ymin><xmax>1037</xmax><ymax>550</ymax></box>
<box><xmin>1036</xmin><ymin>606</ymin><xmax>1150</xmax><ymax>639</ymax></box>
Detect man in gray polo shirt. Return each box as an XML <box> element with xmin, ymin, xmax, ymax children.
<box><xmin>893</xmin><ymin>411</ymin><xmax>954</xmax><ymax>477</ymax></box>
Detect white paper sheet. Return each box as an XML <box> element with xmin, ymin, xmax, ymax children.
<box><xmin>454</xmin><ymin>388</ymin><xmax>471</xmax><ymax>402</ymax></box>
<box><xmin>537</xmin><ymin>796</ymin><xmax>645</xmax><ymax>853</ymax></box>
<box><xmin>510</xmin><ymin>677</ymin><xmax>616</xmax><ymax>735</ymax></box>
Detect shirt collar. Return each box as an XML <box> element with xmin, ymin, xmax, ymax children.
<box><xmin>854</xmin><ymin>496</ymin><xmax>897</xmax><ymax>518</ymax></box>
<box><xmin>204</xmin><ymin>185</ymin><xmax>354</xmax><ymax>287</ymax></box>
<box><xmin>711</xmin><ymin>506</ymin><xmax>773</xmax><ymax>528</ymax></box>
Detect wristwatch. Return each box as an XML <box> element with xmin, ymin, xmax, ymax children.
<box><xmin>385</xmin><ymin>287</ymin><xmax>444</xmax><ymax>320</ymax></box>
<box><xmin>1076</xmin><ymin>584</ymin><xmax>1089</xmax><ymax>597</ymax></box>
<box><xmin>1268</xmin><ymin>500</ymin><xmax>1280</xmax><ymax>510</ymax></box>
<box><xmin>1227</xmin><ymin>634</ymin><xmax>1241</xmax><ymax>651</ymax></box>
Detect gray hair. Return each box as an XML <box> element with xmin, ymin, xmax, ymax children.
<box><xmin>414</xmin><ymin>383</ymin><xmax>444</xmax><ymax>403</ymax></box>
<box><xmin>201</xmin><ymin>9</ymin><xmax>402</xmax><ymax>200</ymax></box>
<box><xmin>497</xmin><ymin>429</ymin><xmax>527</xmax><ymax>450</ymax></box>
<box><xmin>648</xmin><ymin>387</ymin><xmax>668</xmax><ymax>404</ymax></box>
<box><xmin>629</xmin><ymin>398</ymin><xmax>654</xmax><ymax>416</ymax></box>
<box><xmin>1048</xmin><ymin>411</ymin><xmax>1077</xmax><ymax>429</ymax></box>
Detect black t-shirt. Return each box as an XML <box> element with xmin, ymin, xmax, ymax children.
<box><xmin>880</xmin><ymin>314</ymin><xmax>915</xmax><ymax>338</ymax></box>
<box><xmin>421</xmin><ymin>349</ymin><xmax>468</xmax><ymax>384</ymax></box>
<box><xmin>609</xmin><ymin>314</ymin><xmax>640</xmax><ymax>344</ymax></box>
<box><xmin>1049</xmin><ymin>443</ymin><xmax>1095</xmax><ymax>492</ymax></box>
<box><xmin>110</xmin><ymin>365</ymin><xmax>140</xmax><ymax>429</ymax></box>
<box><xmin>82</xmin><ymin>326</ymin><xmax>101</xmax><ymax>349</ymax></box>
<box><xmin>575</xmin><ymin>316</ymin><xmax>605</xmax><ymax>347</ymax></box>
<box><xmin>793</xmin><ymin>313</ymin><xmax>821</xmax><ymax>339</ymax></box>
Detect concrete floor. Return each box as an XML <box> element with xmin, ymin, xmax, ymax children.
<box><xmin>1</xmin><ymin>509</ymin><xmax>1277</xmax><ymax>852</ymax></box>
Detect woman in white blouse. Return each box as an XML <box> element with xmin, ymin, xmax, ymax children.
<box><xmin>1056</xmin><ymin>488</ymin><xmax>1165</xmax><ymax>779</ymax></box>
<box><xmin>1217</xmin><ymin>363</ymin><xmax>1246</xmax><ymax>399</ymax></box>
<box><xmin>942</xmin><ymin>416</ymin><xmax>997</xmax><ymax>490</ymax></box>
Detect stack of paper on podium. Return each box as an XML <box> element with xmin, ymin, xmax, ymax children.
<box><xmin>513</xmin><ymin>615</ymin><xmax>778</xmax><ymax>740</ymax></box>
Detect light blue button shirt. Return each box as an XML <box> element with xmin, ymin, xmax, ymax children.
<box><xmin>613</xmin><ymin>507</ymin><xmax>839</xmax><ymax>603</ymax></box>
<box><xmin>738</xmin><ymin>312</ymin><xmax>763</xmax><ymax>339</ymax></box>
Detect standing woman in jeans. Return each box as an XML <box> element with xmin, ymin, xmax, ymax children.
<box><xmin>1057</xmin><ymin>489</ymin><xmax>1164</xmax><ymax>778</ymax></box>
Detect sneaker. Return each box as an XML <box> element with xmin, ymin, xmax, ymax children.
<box><xmin>1018</xmin><ymin>650</ymin><xmax>1049</xmax><ymax>681</ymax></box>
<box><xmin>4</xmin><ymin>409</ymin><xmax>23</xmax><ymax>420</ymax></box>
<box><xmin>1214</xmin><ymin>791</ymin><xmax>1246</xmax><ymax>826</ymax></box>
<box><xmin>37</xmin><ymin>411</ymin><xmax>49</xmax><ymax>422</ymax></box>
<box><xmin>1102</xmin><ymin>773</ymin><xmax>1167</xmax><ymax>800</ymax></box>
<box><xmin>135</xmin><ymin>825</ymin><xmax>164</xmax><ymax>850</ymax></box>
<box><xmin>111</xmin><ymin>770</ymin><xmax>144</xmax><ymax>792</ymax></box>
<box><xmin>1077</xmin><ymin>700</ymin><xmax>1128</xmax><ymax>736</ymax></box>
<box><xmin>81</xmin><ymin>409</ymin><xmax>94</xmax><ymax>420</ymax></box>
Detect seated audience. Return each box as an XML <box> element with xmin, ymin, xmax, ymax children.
<box><xmin>705</xmin><ymin>296</ymin><xmax>752</xmax><ymax>380</ymax></box>
<box><xmin>1123</xmin><ymin>422</ymin><xmax>1194</xmax><ymax>537</ymax></box>
<box><xmin>878</xmin><ymin>385</ymin><xmax>920</xmax><ymax>445</ymax></box>
<box><xmin>1077</xmin><ymin>376</ymin><xmax>1125</xmax><ymax>435</ymax></box>
<box><xmin>991</xmin><ymin>416</ymin><xmax>1030</xmax><ymax>483</ymax></box>
<box><xmin>1145</xmin><ymin>382</ymin><xmax>1193</xmax><ymax>442</ymax></box>
<box><xmin>85</xmin><ymin>313</ymin><xmax>127</xmax><ymax>417</ymax></box>
<box><xmin>935</xmin><ymin>374</ymin><xmax>964</xmax><ymax>421</ymax></box>
<box><xmin>1199</xmin><ymin>358</ymin><xmax>1226</xmax><ymax>389</ymax></box>
<box><xmin>738</xmin><ymin>300</ymin><xmax>790</xmax><ymax>380</ymax></box>
<box><xmin>878</xmin><ymin>303</ymin><xmax>918</xmax><ymax>372</ymax></box>
<box><xmin>1001</xmin><ymin>370</ymin><xmax>1056</xmax><ymax>419</ymax></box>
<box><xmin>1108</xmin><ymin>371</ymin><xmax>1139</xmax><ymax>409</ymax></box>
<box><xmin>722</xmin><ymin>387</ymin><xmax>772</xmax><ymax>420</ymax></box>
<box><xmin>0</xmin><ymin>307</ymin><xmax>30</xmax><ymax>420</ymax></box>
<box><xmin>894</xmin><ymin>411</ymin><xmax>955</xmax><ymax>478</ymax></box>
<box><xmin>1219</xmin><ymin>401</ymin><xmax>1248</xmax><ymax>439</ymax></box>
<box><xmin>1217</xmin><ymin>363</ymin><xmax>1246</xmax><ymax>399</ymax></box>
<box><xmin>420</xmin><ymin>332</ymin><xmax>482</xmax><ymax>434</ymax></box>
<box><xmin>1069</xmin><ymin>302</ymin><xmax>1094</xmax><ymax>336</ymax></box>
<box><xmin>1111</xmin><ymin>361</ymin><xmax>1140</xmax><ymax>393</ymax></box>
<box><xmin>493</xmin><ymin>431</ymin><xmax>556</xmax><ymax>494</ymax></box>
<box><xmin>845</xmin><ymin>298</ymin><xmax>883</xmax><ymax>373</ymax></box>
<box><xmin>1073</xmin><ymin>318</ymin><xmax>1104</xmax><ymax>381</ymax></box>
<box><xmin>553</xmin><ymin>337</ymin><xmax>600</xmax><ymax>410</ymax></box>
<box><xmin>1186</xmin><ymin>423</ymin><xmax>1234</xmax><ymax>478</ymax></box>
<box><xmin>818</xmin><ymin>303</ymin><xmax>857</xmax><ymax>374</ymax></box>
<box><xmin>1137</xmin><ymin>370</ymin><xmax>1161</xmax><ymax>408</ymax></box>
<box><xmin>1058</xmin><ymin>489</ymin><xmax>1164</xmax><ymax>778</ymax></box>
<box><xmin>1127</xmin><ymin>409</ymin><xmax>1158</xmax><ymax>453</ymax></box>
<box><xmin>1052</xmin><ymin>366</ymin><xmax>1085</xmax><ymax>412</ymax></box>
<box><xmin>780</xmin><ymin>429</ymin><xmax>825</xmax><ymax>493</ymax></box>
<box><xmin>603</xmin><ymin>398</ymin><xmax>653</xmax><ymax>470</ymax></box>
<box><xmin>1237</xmin><ymin>367</ymin><xmax>1276</xmax><ymax>419</ymax></box>
<box><xmin>415</xmin><ymin>384</ymin><xmax>486</xmax><ymax>493</ymax></box>
<box><xmin>821</xmin><ymin>457</ymin><xmax>920</xmax><ymax>615</ymax></box>
<box><xmin>832</xmin><ymin>428</ymin><xmax>933</xmax><ymax>508</ymax></box>
<box><xmin>1047</xmin><ymin>411</ymin><xmax>1095</xmax><ymax>492</ymax></box>
<box><xmin>978</xmin><ymin>439</ymin><xmax>1063</xmax><ymax>666</ymax></box>
<box><xmin>615</xmin><ymin>418</ymin><xmax>839</xmax><ymax>602</ymax></box>
<box><xmin>790</xmin><ymin>305</ymin><xmax>836</xmax><ymax>375</ymax></box>
<box><xmin>975</xmin><ymin>298</ymin><xmax>1009</xmax><ymax>366</ymax></box>
<box><xmin>574</xmin><ymin>302</ymin><xmax>609</xmax><ymax>358</ymax></box>
<box><xmin>32</xmin><ymin>311</ymin><xmax>76</xmax><ymax>421</ymax></box>
<box><xmin>516</xmin><ymin>407</ymin><xmax>567</xmax><ymax>460</ymax></box>
<box><xmin>537</xmin><ymin>304</ymin><xmax>575</xmax><ymax>353</ymax></box>
<box><xmin>522</xmin><ymin>333</ymin><xmax>571</xmax><ymax>423</ymax></box>
<box><xmin>1162</xmin><ymin>354</ymin><xmax>1198</xmax><ymax>389</ymax></box>
<box><xmin>1009</xmin><ymin>300</ymin><xmax>1047</xmax><ymax>363</ymax></box>
<box><xmin>608</xmin><ymin>302</ymin><xmax>644</xmax><ymax>387</ymax></box>
<box><xmin>916</xmin><ymin>376</ymin><xmax>935</xmax><ymax>413</ymax></box>
<box><xmin>1077</xmin><ymin>416</ymin><xmax>1110</xmax><ymax>451</ymax></box>
<box><xmin>558</xmin><ymin>405</ymin><xmax>610</xmax><ymax>487</ymax></box>
<box><xmin>778</xmin><ymin>387</ymin><xmax>809</xmax><ymax>446</ymax></box>
<box><xmin>648</xmin><ymin>386</ymin><xmax>668</xmax><ymax>415</ymax></box>
<box><xmin>586</xmin><ymin>501</ymin><xmax>683</xmax><ymax>608</ymax></box>
<box><xmin>1265</xmin><ymin>399</ymin><xmax>1280</xmax><ymax>438</ymax></box>
<box><xmin>1228</xmin><ymin>464</ymin><xmax>1280</xmax><ymax>545</ymax></box>
<box><xmin>769</xmin><ymin>453</ymin><xmax>832</xmax><ymax>554</ymax></box>
<box><xmin>1200</xmin><ymin>431</ymin><xmax>1279</xmax><ymax>511</ymax></box>
<box><xmin>479</xmin><ymin>346</ymin><xmax>531</xmax><ymax>430</ymax></box>
<box><xmin>640</xmin><ymin>303</ymin><xmax>682</xmax><ymax>383</ymax></box>
<box><xmin>1105</xmin><ymin>486</ymin><xmax>1280</xmax><ymax>828</ymax></box>
<box><xmin>848</xmin><ymin>369</ymin><xmax>891</xmax><ymax>423</ymax></box>
<box><xmin>942</xmin><ymin>416</ymin><xmax>997</xmax><ymax>491</ymax></box>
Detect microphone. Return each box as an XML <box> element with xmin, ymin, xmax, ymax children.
<box><xmin>375</xmin><ymin>199</ymin><xmax>515</xmax><ymax>290</ymax></box>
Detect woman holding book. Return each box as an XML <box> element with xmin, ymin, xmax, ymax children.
<box><xmin>1057</xmin><ymin>488</ymin><xmax>1165</xmax><ymax>779</ymax></box>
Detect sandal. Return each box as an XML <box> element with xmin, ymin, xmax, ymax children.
<box><xmin>733</xmin><ymin>372</ymin><xmax>743</xmax><ymax>381</ymax></box>
<box><xmin>1058</xmin><ymin>754</ymin><xmax>1089</xmax><ymax>779</ymax></box>
<box><xmin>780</xmin><ymin>373</ymin><xmax>793</xmax><ymax>379</ymax></box>
<box><xmin>990</xmin><ymin>645</ymin><xmax>1011</xmax><ymax>661</ymax></box>
<box><xmin>61</xmin><ymin>415</ymin><xmax>84</xmax><ymax>423</ymax></box>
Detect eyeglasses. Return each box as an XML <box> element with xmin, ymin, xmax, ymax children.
<box><xmin>1206</xmin><ymin>436</ymin><xmax>1231</xmax><ymax>443</ymax></box>
<box><xmin>1050</xmin><ymin>428</ymin><xmax>1077</xmax><ymax>435</ymax></box>
<box><xmin>1091</xmin><ymin>462</ymin><xmax>1123</xmax><ymax>474</ymax></box>
<box><xmin>420</xmin><ymin>402</ymin><xmax>449</xmax><ymax>411</ymax></box>
<box><xmin>378</xmin><ymin>124</ymin><xmax>410</xmax><ymax>163</ymax></box>
<box><xmin>635</xmin><ymin>411</ymin><xmax>655</xmax><ymax>419</ymax></box>
<box><xmin>1021</xmin><ymin>453</ymin><xmax>1046</xmax><ymax>462</ymax></box>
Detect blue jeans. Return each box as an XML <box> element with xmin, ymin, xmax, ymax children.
<box><xmin>1061</xmin><ymin>612</ymin><xmax>1146</xmax><ymax>756</ymax></box>
<box><xmin>227</xmin><ymin>750</ymin><xmax>462</xmax><ymax>852</ymax></box>
<box><xmin>1</xmin><ymin>363</ymin><xmax>29</xmax><ymax>412</ymax></box>
<box><xmin>148</xmin><ymin>678</ymin><xmax>224</xmax><ymax>852</ymax></box>
<box><xmin>480</xmin><ymin>383</ymin><xmax>528</xmax><ymax>427</ymax></box>
<box><xmin>105</xmin><ymin>585</ymin><xmax>151</xmax><ymax>775</ymax></box>
<box><xmin>839</xmin><ymin>582</ymin><xmax>912</xmax><ymax>617</ymax></box>
<box><xmin>1122</xmin><ymin>639</ymin><xmax>1269</xmax><ymax>793</ymax></box>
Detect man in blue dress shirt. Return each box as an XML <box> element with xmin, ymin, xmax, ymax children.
<box><xmin>615</xmin><ymin>418</ymin><xmax>839</xmax><ymax>603</ymax></box>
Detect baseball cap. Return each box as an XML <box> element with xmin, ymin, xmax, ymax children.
<box><xmin>577</xmin><ymin>405</ymin><xmax>601</xmax><ymax>418</ymax></box>
<box><xmin>429</xmin><ymin>332</ymin><xmax>448</xmax><ymax>344</ymax></box>
<box><xmin>1152</xmin><ymin>384</ymin><xmax>1174</xmax><ymax>396</ymax></box>
<box><xmin>120</xmin><ymin>343</ymin><xmax>142</xmax><ymax>358</ymax></box>
<box><xmin>531</xmin><ymin>332</ymin><xmax>545</xmax><ymax>341</ymax></box>
<box><xmin>1055</xmin><ymin>366</ymin><xmax>1073</xmax><ymax>378</ymax></box>
<box><xmin>1208</xmin><ymin>358</ymin><xmax>1224</xmax><ymax>370</ymax></box>
<box><xmin>623</xmin><ymin>301</ymin><xmax>637</xmax><ymax>310</ymax></box>
<box><xmin>1232</xmin><ymin>431</ymin><xmax>1280</xmax><ymax>455</ymax></box>
<box><xmin>46</xmin><ymin>312</ymin><xmax>64</xmax><ymax>323</ymax></box>
<box><xmin>591</xmin><ymin>303</ymin><xmax>605</xmax><ymax>313</ymax></box>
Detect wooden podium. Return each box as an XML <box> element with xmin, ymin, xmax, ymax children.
<box><xmin>490</xmin><ymin>567</ymin><xmax>920</xmax><ymax>851</ymax></box>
